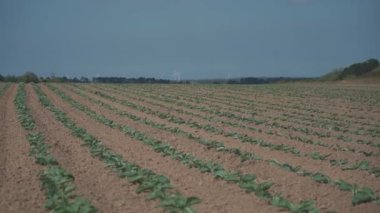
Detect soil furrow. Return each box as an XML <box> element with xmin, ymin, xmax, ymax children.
<box><xmin>113</xmin><ymin>84</ymin><xmax>380</xmax><ymax>154</ymax></box>
<box><xmin>112</xmin><ymin>84</ymin><xmax>380</xmax><ymax>126</ymax></box>
<box><xmin>113</xmin><ymin>84</ymin><xmax>380</xmax><ymax>148</ymax></box>
<box><xmin>80</xmin><ymin>84</ymin><xmax>380</xmax><ymax>175</ymax></box>
<box><xmin>0</xmin><ymin>84</ymin><xmax>46</xmax><ymax>213</ymax></box>
<box><xmin>57</xmin><ymin>84</ymin><xmax>380</xmax><ymax>212</ymax></box>
<box><xmin>69</xmin><ymin>84</ymin><xmax>380</xmax><ymax>192</ymax></box>
<box><xmin>39</xmin><ymin>84</ymin><xmax>282</xmax><ymax>212</ymax></box>
<box><xmin>26</xmin><ymin>84</ymin><xmax>162</xmax><ymax>213</ymax></box>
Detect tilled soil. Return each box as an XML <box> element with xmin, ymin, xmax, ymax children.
<box><xmin>87</xmin><ymin>84</ymin><xmax>379</xmax><ymax>155</ymax></box>
<box><xmin>57</xmin><ymin>84</ymin><xmax>379</xmax><ymax>212</ymax></box>
<box><xmin>0</xmin><ymin>84</ymin><xmax>46</xmax><ymax>213</ymax></box>
<box><xmin>39</xmin><ymin>84</ymin><xmax>281</xmax><ymax>212</ymax></box>
<box><xmin>25</xmin><ymin>84</ymin><xmax>162</xmax><ymax>213</ymax></box>
<box><xmin>70</xmin><ymin>84</ymin><xmax>380</xmax><ymax>191</ymax></box>
<box><xmin>2</xmin><ymin>82</ymin><xmax>380</xmax><ymax>213</ymax></box>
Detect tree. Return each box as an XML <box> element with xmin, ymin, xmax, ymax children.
<box><xmin>5</xmin><ymin>75</ymin><xmax>18</xmax><ymax>82</ymax></box>
<box><xmin>0</xmin><ymin>74</ymin><xmax>4</xmax><ymax>81</ymax></box>
<box><xmin>20</xmin><ymin>72</ymin><xmax>39</xmax><ymax>83</ymax></box>
<box><xmin>80</xmin><ymin>76</ymin><xmax>90</xmax><ymax>83</ymax></box>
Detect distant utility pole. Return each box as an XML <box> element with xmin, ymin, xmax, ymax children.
<box><xmin>173</xmin><ymin>71</ymin><xmax>181</xmax><ymax>82</ymax></box>
<box><xmin>227</xmin><ymin>72</ymin><xmax>231</xmax><ymax>80</ymax></box>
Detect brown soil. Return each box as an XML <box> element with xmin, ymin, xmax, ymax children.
<box><xmin>118</xmin><ymin>84</ymin><xmax>380</xmax><ymax>144</ymax></box>
<box><xmin>75</xmin><ymin>83</ymin><xmax>380</xmax><ymax>192</ymax></box>
<box><xmin>93</xmin><ymin>83</ymin><xmax>376</xmax><ymax>152</ymax></box>
<box><xmin>0</xmin><ymin>84</ymin><xmax>46</xmax><ymax>213</ymax></box>
<box><xmin>119</xmin><ymin>91</ymin><xmax>379</xmax><ymax>159</ymax></box>
<box><xmin>3</xmin><ymin>82</ymin><xmax>380</xmax><ymax>212</ymax></box>
<box><xmin>72</xmin><ymin>84</ymin><xmax>380</xmax><ymax>192</ymax></box>
<box><xmin>77</xmin><ymin>84</ymin><xmax>380</xmax><ymax>175</ymax></box>
<box><xmin>39</xmin><ymin>84</ymin><xmax>281</xmax><ymax>212</ymax></box>
<box><xmin>122</xmin><ymin>83</ymin><xmax>380</xmax><ymax>126</ymax></box>
<box><xmin>25</xmin><ymin>84</ymin><xmax>162</xmax><ymax>213</ymax></box>
<box><xmin>208</xmin><ymin>86</ymin><xmax>380</xmax><ymax>122</ymax></box>
<box><xmin>56</xmin><ymin>84</ymin><xmax>379</xmax><ymax>212</ymax></box>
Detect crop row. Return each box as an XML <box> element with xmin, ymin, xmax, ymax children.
<box><xmin>255</xmin><ymin>84</ymin><xmax>380</xmax><ymax>107</ymax></box>
<box><xmin>120</xmin><ymin>83</ymin><xmax>380</xmax><ymax>129</ymax></box>
<box><xmin>205</xmin><ymin>84</ymin><xmax>380</xmax><ymax>117</ymax></box>
<box><xmin>62</xmin><ymin>83</ymin><xmax>380</xmax><ymax>206</ymax></box>
<box><xmin>191</xmin><ymin>92</ymin><xmax>380</xmax><ymax>138</ymax></box>
<box><xmin>102</xmin><ymin>84</ymin><xmax>380</xmax><ymax>154</ymax></box>
<box><xmin>139</xmin><ymin>85</ymin><xmax>380</xmax><ymax>149</ymax></box>
<box><xmin>32</xmin><ymin>83</ymin><xmax>202</xmax><ymax>213</ymax></box>
<box><xmin>47</xmin><ymin>83</ymin><xmax>321</xmax><ymax>212</ymax></box>
<box><xmin>118</xmin><ymin>85</ymin><xmax>380</xmax><ymax>146</ymax></box>
<box><xmin>126</xmin><ymin>89</ymin><xmax>380</xmax><ymax>175</ymax></box>
<box><xmin>76</xmin><ymin>84</ymin><xmax>380</xmax><ymax>177</ymax></box>
<box><xmin>127</xmin><ymin>84</ymin><xmax>380</xmax><ymax>133</ymax></box>
<box><xmin>14</xmin><ymin>83</ymin><xmax>97</xmax><ymax>212</ymax></box>
<box><xmin>96</xmin><ymin>83</ymin><xmax>373</xmax><ymax>149</ymax></box>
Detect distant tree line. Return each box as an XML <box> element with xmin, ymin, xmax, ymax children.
<box><xmin>93</xmin><ymin>77</ymin><xmax>171</xmax><ymax>84</ymax></box>
<box><xmin>0</xmin><ymin>72</ymin><xmax>91</xmax><ymax>83</ymax></box>
<box><xmin>40</xmin><ymin>76</ymin><xmax>90</xmax><ymax>83</ymax></box>
<box><xmin>0</xmin><ymin>72</ymin><xmax>179</xmax><ymax>84</ymax></box>
<box><xmin>339</xmin><ymin>58</ymin><xmax>379</xmax><ymax>79</ymax></box>
<box><xmin>225</xmin><ymin>77</ymin><xmax>314</xmax><ymax>84</ymax></box>
<box><xmin>321</xmin><ymin>58</ymin><xmax>380</xmax><ymax>81</ymax></box>
<box><xmin>0</xmin><ymin>72</ymin><xmax>40</xmax><ymax>83</ymax></box>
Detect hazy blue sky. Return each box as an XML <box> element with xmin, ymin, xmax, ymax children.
<box><xmin>1</xmin><ymin>0</ymin><xmax>379</xmax><ymax>79</ymax></box>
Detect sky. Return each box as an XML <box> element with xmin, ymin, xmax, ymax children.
<box><xmin>0</xmin><ymin>0</ymin><xmax>379</xmax><ymax>80</ymax></box>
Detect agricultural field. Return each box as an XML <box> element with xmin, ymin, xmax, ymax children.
<box><xmin>1</xmin><ymin>82</ymin><xmax>380</xmax><ymax>213</ymax></box>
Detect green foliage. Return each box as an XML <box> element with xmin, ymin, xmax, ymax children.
<box><xmin>335</xmin><ymin>180</ymin><xmax>354</xmax><ymax>191</ymax></box>
<box><xmin>321</xmin><ymin>58</ymin><xmax>380</xmax><ymax>80</ymax></box>
<box><xmin>4</xmin><ymin>75</ymin><xmax>18</xmax><ymax>82</ymax></box>
<box><xmin>311</xmin><ymin>172</ymin><xmax>331</xmax><ymax>184</ymax></box>
<box><xmin>309</xmin><ymin>152</ymin><xmax>330</xmax><ymax>161</ymax></box>
<box><xmin>320</xmin><ymin>69</ymin><xmax>344</xmax><ymax>81</ymax></box>
<box><xmin>342</xmin><ymin>160</ymin><xmax>370</xmax><ymax>171</ymax></box>
<box><xmin>159</xmin><ymin>194</ymin><xmax>201</xmax><ymax>213</ymax></box>
<box><xmin>28</xmin><ymin>132</ymin><xmax>58</xmax><ymax>165</ymax></box>
<box><xmin>271</xmin><ymin>196</ymin><xmax>319</xmax><ymax>213</ymax></box>
<box><xmin>367</xmin><ymin>65</ymin><xmax>380</xmax><ymax>77</ymax></box>
<box><xmin>71</xmin><ymin>83</ymin><xmax>380</xmax><ymax>206</ymax></box>
<box><xmin>14</xmin><ymin>83</ymin><xmax>35</xmax><ymax>130</ymax></box>
<box><xmin>20</xmin><ymin>71</ymin><xmax>39</xmax><ymax>83</ymax></box>
<box><xmin>352</xmin><ymin>188</ymin><xmax>378</xmax><ymax>205</ymax></box>
<box><xmin>14</xmin><ymin>83</ymin><xmax>96</xmax><ymax>212</ymax></box>
<box><xmin>46</xmin><ymin>83</ymin><xmax>322</xmax><ymax>212</ymax></box>
<box><xmin>33</xmin><ymin>84</ymin><xmax>200</xmax><ymax>212</ymax></box>
<box><xmin>370</xmin><ymin>167</ymin><xmax>380</xmax><ymax>177</ymax></box>
<box><xmin>0</xmin><ymin>83</ymin><xmax>11</xmax><ymax>97</ymax></box>
<box><xmin>41</xmin><ymin>167</ymin><xmax>97</xmax><ymax>213</ymax></box>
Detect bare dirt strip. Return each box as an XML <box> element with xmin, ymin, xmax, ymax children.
<box><xmin>39</xmin><ymin>84</ymin><xmax>281</xmax><ymax>212</ymax></box>
<box><xmin>56</xmin><ymin>84</ymin><xmax>380</xmax><ymax>212</ymax></box>
<box><xmin>0</xmin><ymin>84</ymin><xmax>46</xmax><ymax>212</ymax></box>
